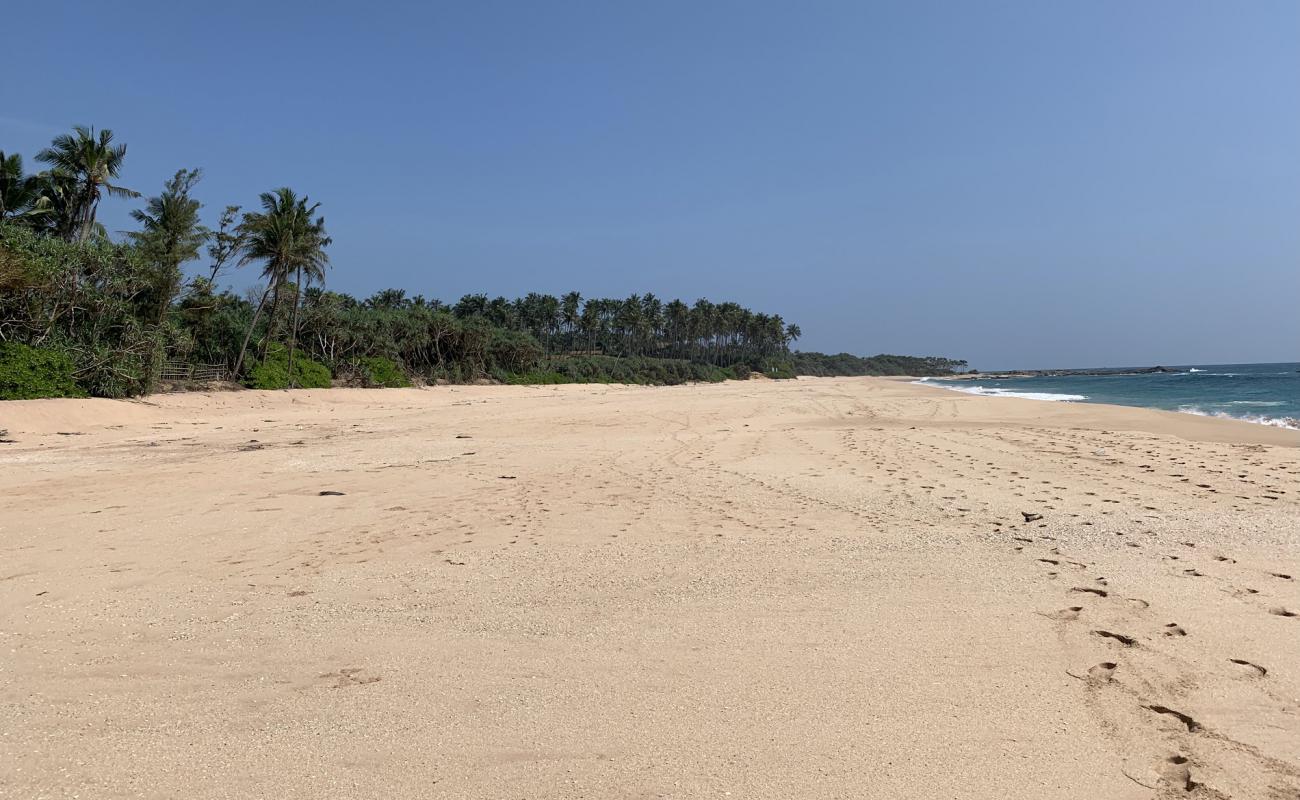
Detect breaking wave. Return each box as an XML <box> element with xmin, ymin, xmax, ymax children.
<box><xmin>919</xmin><ymin>381</ymin><xmax>1087</xmax><ymax>402</ymax></box>
<box><xmin>1177</xmin><ymin>405</ymin><xmax>1300</xmax><ymax>430</ymax></box>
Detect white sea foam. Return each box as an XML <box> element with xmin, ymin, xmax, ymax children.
<box><xmin>1226</xmin><ymin>400</ymin><xmax>1284</xmax><ymax>407</ymax></box>
<box><xmin>1187</xmin><ymin>368</ymin><xmax>1205</xmax><ymax>373</ymax></box>
<box><xmin>1177</xmin><ymin>405</ymin><xmax>1300</xmax><ymax>430</ymax></box>
<box><xmin>919</xmin><ymin>381</ymin><xmax>1086</xmax><ymax>402</ymax></box>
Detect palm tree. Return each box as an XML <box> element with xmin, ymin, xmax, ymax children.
<box><xmin>231</xmin><ymin>188</ymin><xmax>331</xmax><ymax>384</ymax></box>
<box><xmin>128</xmin><ymin>169</ymin><xmax>210</xmax><ymax>324</ymax></box>
<box><xmin>0</xmin><ymin>152</ymin><xmax>52</xmax><ymax>224</ymax></box>
<box><xmin>366</xmin><ymin>288</ymin><xmax>407</xmax><ymax>310</ymax></box>
<box><xmin>25</xmin><ymin>171</ymin><xmax>79</xmax><ymax>238</ymax></box>
<box><xmin>690</xmin><ymin>299</ymin><xmax>715</xmax><ymax>363</ymax></box>
<box><xmin>560</xmin><ymin>291</ymin><xmax>582</xmax><ymax>350</ymax></box>
<box><xmin>664</xmin><ymin>299</ymin><xmax>689</xmax><ymax>358</ymax></box>
<box><xmin>539</xmin><ymin>293</ymin><xmax>560</xmax><ymax>354</ymax></box>
<box><xmin>35</xmin><ymin>126</ymin><xmax>140</xmax><ymax>242</ymax></box>
<box><xmin>453</xmin><ymin>293</ymin><xmax>488</xmax><ymax>318</ymax></box>
<box><xmin>486</xmin><ymin>296</ymin><xmax>514</xmax><ymax>329</ymax></box>
<box><xmin>579</xmin><ymin>300</ymin><xmax>602</xmax><ymax>353</ymax></box>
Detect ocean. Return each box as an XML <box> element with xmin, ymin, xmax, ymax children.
<box><xmin>922</xmin><ymin>362</ymin><xmax>1300</xmax><ymax>430</ymax></box>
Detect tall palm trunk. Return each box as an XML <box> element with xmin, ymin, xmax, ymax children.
<box><xmin>233</xmin><ymin>285</ymin><xmax>274</xmax><ymax>380</ymax></box>
<box><xmin>258</xmin><ymin>281</ymin><xmax>283</xmax><ymax>361</ymax></box>
<box><xmin>75</xmin><ymin>188</ymin><xmax>99</xmax><ymax>243</ymax></box>
<box><xmin>286</xmin><ymin>267</ymin><xmax>303</xmax><ymax>389</ymax></box>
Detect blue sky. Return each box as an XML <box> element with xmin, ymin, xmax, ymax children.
<box><xmin>4</xmin><ymin>1</ymin><xmax>1298</xmax><ymax>369</ymax></box>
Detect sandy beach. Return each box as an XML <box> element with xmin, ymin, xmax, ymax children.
<box><xmin>2</xmin><ymin>377</ymin><xmax>1298</xmax><ymax>798</ymax></box>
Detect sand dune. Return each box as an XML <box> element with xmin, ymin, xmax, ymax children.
<box><xmin>2</xmin><ymin>378</ymin><xmax>1298</xmax><ymax>798</ymax></box>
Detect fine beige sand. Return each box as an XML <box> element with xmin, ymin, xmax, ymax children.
<box><xmin>3</xmin><ymin>378</ymin><xmax>1299</xmax><ymax>798</ymax></box>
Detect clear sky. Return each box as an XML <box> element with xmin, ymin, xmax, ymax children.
<box><xmin>4</xmin><ymin>1</ymin><xmax>1298</xmax><ymax>369</ymax></box>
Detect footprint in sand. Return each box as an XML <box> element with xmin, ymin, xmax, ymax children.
<box><xmin>1162</xmin><ymin>623</ymin><xmax>1187</xmax><ymax>637</ymax></box>
<box><xmin>1266</xmin><ymin>606</ymin><xmax>1296</xmax><ymax>618</ymax></box>
<box><xmin>1092</xmin><ymin>630</ymin><xmax>1137</xmax><ymax>646</ymax></box>
<box><xmin>1228</xmin><ymin>658</ymin><xmax>1267</xmax><ymax>676</ymax></box>
<box><xmin>1070</xmin><ymin>586</ymin><xmax>1108</xmax><ymax>597</ymax></box>
<box><xmin>319</xmin><ymin>667</ymin><xmax>381</xmax><ymax>689</ymax></box>
<box><xmin>1159</xmin><ymin>755</ymin><xmax>1194</xmax><ymax>791</ymax></box>
<box><xmin>1144</xmin><ymin>705</ymin><xmax>1199</xmax><ymax>732</ymax></box>
<box><xmin>1087</xmin><ymin>661</ymin><xmax>1118</xmax><ymax>681</ymax></box>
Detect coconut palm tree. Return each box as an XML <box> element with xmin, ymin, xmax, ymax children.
<box><xmin>560</xmin><ymin>291</ymin><xmax>582</xmax><ymax>349</ymax></box>
<box><xmin>128</xmin><ymin>169</ymin><xmax>210</xmax><ymax>323</ymax></box>
<box><xmin>784</xmin><ymin>323</ymin><xmax>801</xmax><ymax>349</ymax></box>
<box><xmin>0</xmin><ymin>151</ymin><xmax>52</xmax><ymax>224</ymax></box>
<box><xmin>35</xmin><ymin>126</ymin><xmax>140</xmax><ymax>242</ymax></box>
<box><xmin>231</xmin><ymin>188</ymin><xmax>331</xmax><ymax>385</ymax></box>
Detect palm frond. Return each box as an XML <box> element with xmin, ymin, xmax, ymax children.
<box><xmin>104</xmin><ymin>182</ymin><xmax>141</xmax><ymax>199</ymax></box>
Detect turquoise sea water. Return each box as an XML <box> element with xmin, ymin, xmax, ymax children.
<box><xmin>923</xmin><ymin>363</ymin><xmax>1300</xmax><ymax>430</ymax></box>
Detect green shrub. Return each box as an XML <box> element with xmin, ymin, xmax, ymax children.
<box><xmin>487</xmin><ymin>328</ymin><xmax>543</xmax><ymax>374</ymax></box>
<box><xmin>522</xmin><ymin>355</ymin><xmax>755</xmax><ymax>386</ymax></box>
<box><xmin>0</xmin><ymin>342</ymin><xmax>86</xmax><ymax>400</ymax></box>
<box><xmin>356</xmin><ymin>356</ymin><xmax>410</xmax><ymax>388</ymax></box>
<box><xmin>753</xmin><ymin>358</ymin><xmax>794</xmax><ymax>379</ymax></box>
<box><xmin>503</xmin><ymin>370</ymin><xmax>569</xmax><ymax>385</ymax></box>
<box><xmin>1</xmin><ymin>223</ymin><xmax>163</xmax><ymax>397</ymax></box>
<box><xmin>245</xmin><ymin>344</ymin><xmax>332</xmax><ymax>390</ymax></box>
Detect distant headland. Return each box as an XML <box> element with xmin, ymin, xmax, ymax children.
<box><xmin>945</xmin><ymin>366</ymin><xmax>1181</xmax><ymax>381</ymax></box>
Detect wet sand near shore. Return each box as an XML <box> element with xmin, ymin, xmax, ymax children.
<box><xmin>2</xmin><ymin>378</ymin><xmax>1299</xmax><ymax>798</ymax></box>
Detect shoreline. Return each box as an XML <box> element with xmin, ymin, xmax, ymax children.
<box><xmin>914</xmin><ymin>375</ymin><xmax>1300</xmax><ymax>434</ymax></box>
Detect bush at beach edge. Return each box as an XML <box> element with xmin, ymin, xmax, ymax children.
<box><xmin>245</xmin><ymin>344</ymin><xmax>332</xmax><ymax>390</ymax></box>
<box><xmin>356</xmin><ymin>356</ymin><xmax>411</xmax><ymax>388</ymax></box>
<box><xmin>0</xmin><ymin>342</ymin><xmax>87</xmax><ymax>400</ymax></box>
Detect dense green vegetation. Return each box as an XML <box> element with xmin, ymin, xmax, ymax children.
<box><xmin>0</xmin><ymin>222</ymin><xmax>165</xmax><ymax>397</ymax></box>
<box><xmin>2</xmin><ymin>126</ymin><xmax>965</xmax><ymax>399</ymax></box>
<box><xmin>245</xmin><ymin>344</ymin><xmax>332</xmax><ymax>391</ymax></box>
<box><xmin>0</xmin><ymin>342</ymin><xmax>84</xmax><ymax>400</ymax></box>
<box><xmin>356</xmin><ymin>356</ymin><xmax>411</xmax><ymax>389</ymax></box>
<box><xmin>791</xmin><ymin>352</ymin><xmax>968</xmax><ymax>377</ymax></box>
<box><xmin>505</xmin><ymin>356</ymin><xmax>753</xmax><ymax>386</ymax></box>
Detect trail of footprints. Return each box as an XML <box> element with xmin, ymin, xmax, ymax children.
<box><xmin>658</xmin><ymin>392</ymin><xmax>1300</xmax><ymax>792</ymax></box>
<box><xmin>1011</xmin><ymin>518</ymin><xmax>1300</xmax><ymax>795</ymax></box>
<box><xmin>769</xmin><ymin>417</ymin><xmax>1300</xmax><ymax>537</ymax></box>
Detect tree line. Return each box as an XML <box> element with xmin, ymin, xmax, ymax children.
<box><xmin>1</xmin><ymin>126</ymin><xmax>964</xmax><ymax>400</ymax></box>
<box><xmin>790</xmin><ymin>351</ymin><xmax>969</xmax><ymax>378</ymax></box>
